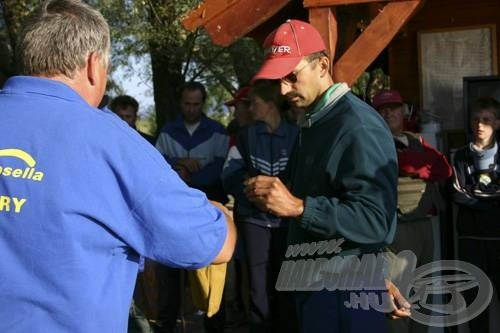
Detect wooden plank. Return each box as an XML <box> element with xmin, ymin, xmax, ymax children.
<box><xmin>202</xmin><ymin>0</ymin><xmax>291</xmax><ymax>46</ymax></box>
<box><xmin>309</xmin><ymin>7</ymin><xmax>338</xmax><ymax>61</ymax></box>
<box><xmin>333</xmin><ymin>0</ymin><xmax>422</xmax><ymax>85</ymax></box>
<box><xmin>304</xmin><ymin>0</ymin><xmax>392</xmax><ymax>8</ymax></box>
<box><xmin>183</xmin><ymin>0</ymin><xmax>240</xmax><ymax>32</ymax></box>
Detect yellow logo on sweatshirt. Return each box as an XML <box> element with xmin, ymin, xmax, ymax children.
<box><xmin>0</xmin><ymin>149</ymin><xmax>44</xmax><ymax>181</ymax></box>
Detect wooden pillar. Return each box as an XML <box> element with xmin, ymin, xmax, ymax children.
<box><xmin>332</xmin><ymin>1</ymin><xmax>421</xmax><ymax>85</ymax></box>
<box><xmin>309</xmin><ymin>6</ymin><xmax>338</xmax><ymax>74</ymax></box>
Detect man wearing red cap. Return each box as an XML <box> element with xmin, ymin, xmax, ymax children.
<box><xmin>244</xmin><ymin>20</ymin><xmax>409</xmax><ymax>332</ymax></box>
<box><xmin>373</xmin><ymin>89</ymin><xmax>452</xmax><ymax>333</ymax></box>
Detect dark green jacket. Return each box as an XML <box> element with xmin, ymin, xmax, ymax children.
<box><xmin>287</xmin><ymin>85</ymin><xmax>398</xmax><ymax>257</ymax></box>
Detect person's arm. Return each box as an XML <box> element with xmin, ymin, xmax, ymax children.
<box><xmin>451</xmin><ymin>152</ymin><xmax>491</xmax><ymax>210</ymax></box>
<box><xmin>298</xmin><ymin>127</ymin><xmax>397</xmax><ymax>244</ymax></box>
<box><xmin>155</xmin><ymin>131</ymin><xmax>180</xmax><ymax>166</ymax></box>
<box><xmin>126</xmin><ymin>159</ymin><xmax>235</xmax><ymax>269</ymax></box>
<box><xmin>222</xmin><ymin>145</ymin><xmax>249</xmax><ymax>203</ymax></box>
<box><xmin>246</xmin><ymin>126</ymin><xmax>397</xmax><ymax>244</ymax></box>
<box><xmin>190</xmin><ymin>132</ymin><xmax>229</xmax><ymax>187</ymax></box>
<box><xmin>397</xmin><ymin>136</ymin><xmax>452</xmax><ymax>182</ymax></box>
<box><xmin>421</xmin><ymin>137</ymin><xmax>452</xmax><ymax>181</ymax></box>
<box><xmin>210</xmin><ymin>201</ymin><xmax>237</xmax><ymax>264</ymax></box>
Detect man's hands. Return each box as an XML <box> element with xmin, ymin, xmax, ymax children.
<box><xmin>385</xmin><ymin>279</ymin><xmax>411</xmax><ymax>319</ymax></box>
<box><xmin>174</xmin><ymin>158</ymin><xmax>201</xmax><ymax>183</ymax></box>
<box><xmin>243</xmin><ymin>175</ymin><xmax>304</xmax><ymax>218</ymax></box>
<box><xmin>177</xmin><ymin>158</ymin><xmax>201</xmax><ymax>173</ymax></box>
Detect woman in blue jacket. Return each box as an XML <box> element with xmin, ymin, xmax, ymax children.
<box><xmin>222</xmin><ymin>80</ymin><xmax>299</xmax><ymax>333</ymax></box>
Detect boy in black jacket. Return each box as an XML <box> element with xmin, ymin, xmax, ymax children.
<box><xmin>452</xmin><ymin>97</ymin><xmax>500</xmax><ymax>332</ymax></box>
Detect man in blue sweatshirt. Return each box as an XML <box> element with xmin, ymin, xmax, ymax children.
<box><xmin>0</xmin><ymin>1</ymin><xmax>235</xmax><ymax>332</ymax></box>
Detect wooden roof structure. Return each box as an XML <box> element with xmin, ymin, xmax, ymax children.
<box><xmin>183</xmin><ymin>0</ymin><xmax>424</xmax><ymax>85</ymax></box>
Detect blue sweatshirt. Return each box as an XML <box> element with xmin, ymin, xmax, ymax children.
<box><xmin>0</xmin><ymin>76</ymin><xmax>227</xmax><ymax>333</ymax></box>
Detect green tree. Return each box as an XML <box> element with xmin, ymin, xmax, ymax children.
<box><xmin>96</xmin><ymin>0</ymin><xmax>262</xmax><ymax>132</ymax></box>
<box><xmin>0</xmin><ymin>0</ymin><xmax>263</xmax><ymax>131</ymax></box>
<box><xmin>0</xmin><ymin>0</ymin><xmax>37</xmax><ymax>78</ymax></box>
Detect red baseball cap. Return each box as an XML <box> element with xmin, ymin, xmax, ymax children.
<box><xmin>373</xmin><ymin>90</ymin><xmax>404</xmax><ymax>109</ymax></box>
<box><xmin>251</xmin><ymin>19</ymin><xmax>326</xmax><ymax>82</ymax></box>
<box><xmin>225</xmin><ymin>86</ymin><xmax>250</xmax><ymax>106</ymax></box>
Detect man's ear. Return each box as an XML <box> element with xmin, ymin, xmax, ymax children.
<box><xmin>495</xmin><ymin>118</ymin><xmax>500</xmax><ymax>130</ymax></box>
<box><xmin>318</xmin><ymin>56</ymin><xmax>330</xmax><ymax>77</ymax></box>
<box><xmin>86</xmin><ymin>51</ymin><xmax>101</xmax><ymax>86</ymax></box>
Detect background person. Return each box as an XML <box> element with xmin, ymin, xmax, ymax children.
<box><xmin>222</xmin><ymin>80</ymin><xmax>299</xmax><ymax>333</ymax></box>
<box><xmin>223</xmin><ymin>86</ymin><xmax>253</xmax><ymax>329</ymax></box>
<box><xmin>0</xmin><ymin>1</ymin><xmax>236</xmax><ymax>332</ymax></box>
<box><xmin>373</xmin><ymin>89</ymin><xmax>452</xmax><ymax>333</ymax></box>
<box><xmin>155</xmin><ymin>81</ymin><xmax>229</xmax><ymax>203</ymax></box>
<box><xmin>154</xmin><ymin>81</ymin><xmax>229</xmax><ymax>333</ymax></box>
<box><xmin>110</xmin><ymin>94</ymin><xmax>156</xmax><ymax>144</ymax></box>
<box><xmin>452</xmin><ymin>97</ymin><xmax>500</xmax><ymax>333</ymax></box>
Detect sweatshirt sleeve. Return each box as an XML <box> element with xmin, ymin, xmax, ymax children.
<box><xmin>298</xmin><ymin>126</ymin><xmax>398</xmax><ymax>245</ymax></box>
<box><xmin>190</xmin><ymin>132</ymin><xmax>229</xmax><ymax>187</ymax></box>
<box><xmin>397</xmin><ymin>136</ymin><xmax>452</xmax><ymax>182</ymax></box>
<box><xmin>221</xmin><ymin>145</ymin><xmax>248</xmax><ymax>204</ymax></box>
<box><xmin>127</xmin><ymin>165</ymin><xmax>227</xmax><ymax>269</ymax></box>
<box><xmin>451</xmin><ymin>152</ymin><xmax>492</xmax><ymax>210</ymax></box>
<box><xmin>155</xmin><ymin>131</ymin><xmax>179</xmax><ymax>166</ymax></box>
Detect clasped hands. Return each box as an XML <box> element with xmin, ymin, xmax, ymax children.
<box><xmin>243</xmin><ymin>175</ymin><xmax>304</xmax><ymax>218</ymax></box>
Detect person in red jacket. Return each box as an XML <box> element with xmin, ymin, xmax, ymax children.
<box><xmin>373</xmin><ymin>89</ymin><xmax>452</xmax><ymax>333</ymax></box>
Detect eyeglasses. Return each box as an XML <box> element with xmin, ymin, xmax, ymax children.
<box><xmin>281</xmin><ymin>59</ymin><xmax>318</xmax><ymax>85</ymax></box>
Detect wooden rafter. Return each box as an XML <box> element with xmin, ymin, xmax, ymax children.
<box><xmin>183</xmin><ymin>0</ymin><xmax>240</xmax><ymax>32</ymax></box>
<box><xmin>182</xmin><ymin>0</ymin><xmax>291</xmax><ymax>46</ymax></box>
<box><xmin>304</xmin><ymin>0</ymin><xmax>392</xmax><ymax>6</ymax></box>
<box><xmin>182</xmin><ymin>0</ymin><xmax>423</xmax><ymax>85</ymax></box>
<box><xmin>332</xmin><ymin>0</ymin><xmax>422</xmax><ymax>85</ymax></box>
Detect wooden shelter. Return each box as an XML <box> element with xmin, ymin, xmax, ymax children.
<box><xmin>183</xmin><ymin>0</ymin><xmax>500</xmax><ymax>134</ymax></box>
<box><xmin>182</xmin><ymin>0</ymin><xmax>424</xmax><ymax>86</ymax></box>
<box><xmin>181</xmin><ymin>0</ymin><xmax>500</xmax><ymax>271</ymax></box>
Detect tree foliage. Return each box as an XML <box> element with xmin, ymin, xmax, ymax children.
<box><xmin>0</xmin><ymin>0</ymin><xmax>264</xmax><ymax>131</ymax></box>
<box><xmin>95</xmin><ymin>0</ymin><xmax>263</xmax><ymax>132</ymax></box>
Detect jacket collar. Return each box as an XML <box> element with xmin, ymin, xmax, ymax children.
<box><xmin>255</xmin><ymin>119</ymin><xmax>290</xmax><ymax>137</ymax></box>
<box><xmin>173</xmin><ymin>113</ymin><xmax>209</xmax><ymax>130</ymax></box>
<box><xmin>2</xmin><ymin>76</ymin><xmax>89</xmax><ymax>107</ymax></box>
<box><xmin>300</xmin><ymin>82</ymin><xmax>350</xmax><ymax>128</ymax></box>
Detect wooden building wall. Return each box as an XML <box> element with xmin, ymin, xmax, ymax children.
<box><xmin>388</xmin><ymin>0</ymin><xmax>500</xmax><ymax>107</ymax></box>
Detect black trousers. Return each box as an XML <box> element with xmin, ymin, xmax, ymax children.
<box><xmin>459</xmin><ymin>238</ymin><xmax>500</xmax><ymax>333</ymax></box>
<box><xmin>239</xmin><ymin>223</ymin><xmax>297</xmax><ymax>333</ymax></box>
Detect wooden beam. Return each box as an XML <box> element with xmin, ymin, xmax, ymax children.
<box><xmin>309</xmin><ymin>7</ymin><xmax>338</xmax><ymax>61</ymax></box>
<box><xmin>183</xmin><ymin>0</ymin><xmax>240</xmax><ymax>32</ymax></box>
<box><xmin>304</xmin><ymin>0</ymin><xmax>391</xmax><ymax>8</ymax></box>
<box><xmin>332</xmin><ymin>0</ymin><xmax>421</xmax><ymax>85</ymax></box>
<box><xmin>202</xmin><ymin>0</ymin><xmax>291</xmax><ymax>46</ymax></box>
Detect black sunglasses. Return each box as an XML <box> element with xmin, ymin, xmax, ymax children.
<box><xmin>281</xmin><ymin>59</ymin><xmax>318</xmax><ymax>84</ymax></box>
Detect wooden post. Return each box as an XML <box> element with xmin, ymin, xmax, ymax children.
<box><xmin>309</xmin><ymin>7</ymin><xmax>338</xmax><ymax>66</ymax></box>
<box><xmin>332</xmin><ymin>0</ymin><xmax>421</xmax><ymax>85</ymax></box>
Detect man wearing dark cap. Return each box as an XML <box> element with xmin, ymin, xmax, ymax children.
<box><xmin>244</xmin><ymin>20</ymin><xmax>409</xmax><ymax>332</ymax></box>
<box><xmin>373</xmin><ymin>89</ymin><xmax>452</xmax><ymax>333</ymax></box>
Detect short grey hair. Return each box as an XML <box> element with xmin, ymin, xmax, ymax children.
<box><xmin>17</xmin><ymin>0</ymin><xmax>110</xmax><ymax>78</ymax></box>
